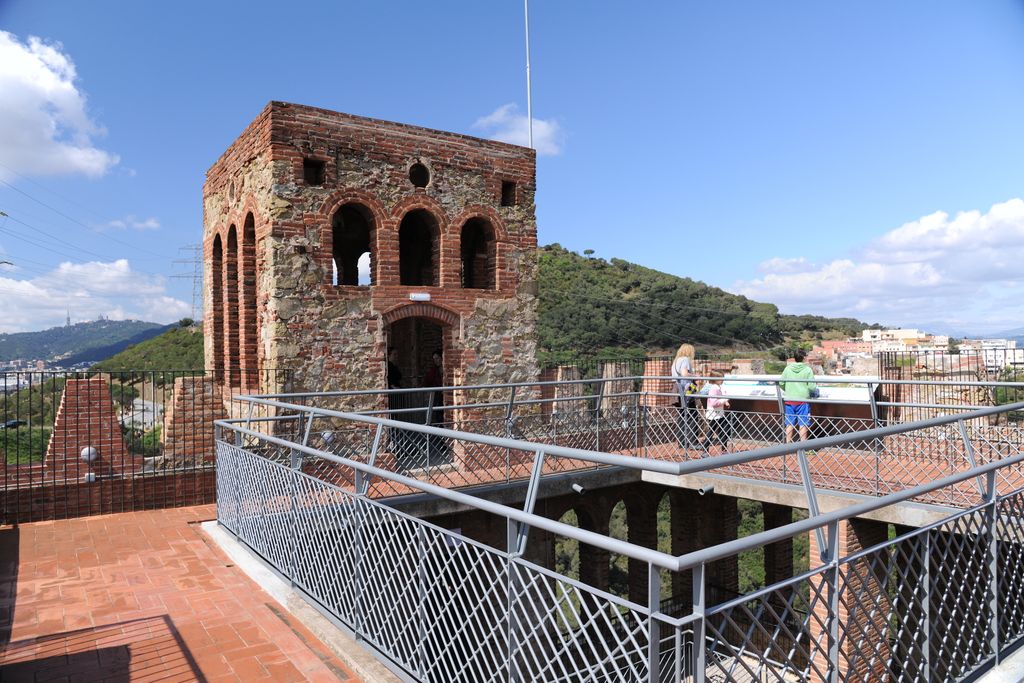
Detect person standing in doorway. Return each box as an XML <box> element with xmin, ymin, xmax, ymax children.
<box><xmin>387</xmin><ymin>347</ymin><xmax>403</xmax><ymax>389</ymax></box>
<box><xmin>782</xmin><ymin>348</ymin><xmax>816</xmax><ymax>444</ymax></box>
<box><xmin>671</xmin><ymin>343</ymin><xmax>697</xmax><ymax>448</ymax></box>
<box><xmin>421</xmin><ymin>349</ymin><xmax>447</xmax><ymax>464</ymax></box>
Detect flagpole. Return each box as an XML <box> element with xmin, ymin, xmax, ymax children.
<box><xmin>524</xmin><ymin>0</ymin><xmax>534</xmax><ymax>149</ymax></box>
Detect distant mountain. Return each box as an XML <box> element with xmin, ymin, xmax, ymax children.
<box><xmin>538</xmin><ymin>244</ymin><xmax>873</xmax><ymax>356</ymax></box>
<box><xmin>0</xmin><ymin>320</ymin><xmax>171</xmax><ymax>363</ymax></box>
<box><xmin>91</xmin><ymin>324</ymin><xmax>204</xmax><ymax>372</ymax></box>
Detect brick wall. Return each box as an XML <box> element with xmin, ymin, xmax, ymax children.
<box><xmin>44</xmin><ymin>379</ymin><xmax>135</xmax><ymax>481</ymax></box>
<box><xmin>160</xmin><ymin>377</ymin><xmax>226</xmax><ymax>469</ymax></box>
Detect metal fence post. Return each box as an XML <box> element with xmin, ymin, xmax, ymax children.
<box><xmin>634</xmin><ymin>391</ymin><xmax>641</xmax><ymax>456</ymax></box>
<box><xmin>288</xmin><ymin>448</ymin><xmax>299</xmax><ymax>585</ymax></box>
<box><xmin>595</xmin><ymin>379</ymin><xmax>606</xmax><ymax>451</ymax></box>
<box><xmin>507</xmin><ymin>517</ymin><xmax>519</xmax><ymax>683</ymax></box>
<box><xmin>692</xmin><ymin>562</ymin><xmax>706</xmax><ymax>683</ymax></box>
<box><xmin>987</xmin><ymin>471</ymin><xmax>1000</xmax><ymax>663</ymax></box>
<box><xmin>354</xmin><ymin>500</ymin><xmax>365</xmax><ymax>642</ymax></box>
<box><xmin>417</xmin><ymin>524</ymin><xmax>429</xmax><ymax>679</ymax></box>
<box><xmin>868</xmin><ymin>381</ymin><xmax>881</xmax><ymax>495</ymax></box>
<box><xmin>923</xmin><ymin>529</ymin><xmax>932</xmax><ymax>678</ymax></box>
<box><xmin>647</xmin><ymin>562</ymin><xmax>661</xmax><ymax>682</ymax></box>
<box><xmin>506</xmin><ymin>387</ymin><xmax>517</xmax><ymax>485</ymax></box>
<box><xmin>826</xmin><ymin>520</ymin><xmax>840</xmax><ymax>683</ymax></box>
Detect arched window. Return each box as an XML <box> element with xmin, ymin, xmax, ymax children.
<box><xmin>240</xmin><ymin>214</ymin><xmax>258</xmax><ymax>387</ymax></box>
<box><xmin>211</xmin><ymin>234</ymin><xmax>224</xmax><ymax>382</ymax></box>
<box><xmin>460</xmin><ymin>218</ymin><xmax>496</xmax><ymax>289</ymax></box>
<box><xmin>225</xmin><ymin>225</ymin><xmax>240</xmax><ymax>386</ymax></box>
<box><xmin>332</xmin><ymin>204</ymin><xmax>373</xmax><ymax>286</ymax></box>
<box><xmin>399</xmin><ymin>209</ymin><xmax>439</xmax><ymax>286</ymax></box>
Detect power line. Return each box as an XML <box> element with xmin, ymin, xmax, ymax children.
<box><xmin>0</xmin><ymin>177</ymin><xmax>168</xmax><ymax>260</ymax></box>
<box><xmin>0</xmin><ymin>210</ymin><xmax>116</xmax><ymax>262</ymax></box>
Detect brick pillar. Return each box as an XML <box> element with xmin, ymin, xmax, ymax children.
<box><xmin>523</xmin><ymin>526</ymin><xmax>556</xmax><ymax>570</ymax></box>
<box><xmin>763</xmin><ymin>503</ymin><xmax>794</xmax><ymax>586</ymax></box>
<box><xmin>599</xmin><ymin>362</ymin><xmax>632</xmax><ymax>414</ymax></box>
<box><xmin>808</xmin><ymin>518</ymin><xmax>890</xmax><ymax>683</ymax></box>
<box><xmin>669</xmin><ymin>489</ymin><xmax>700</xmax><ymax>607</ymax></box>
<box><xmin>538</xmin><ymin>368</ymin><xmax>556</xmax><ymax>418</ymax></box>
<box><xmin>641</xmin><ymin>359</ymin><xmax>673</xmax><ymax>407</ymax></box>
<box><xmin>626</xmin><ymin>494</ymin><xmax>659</xmax><ymax>605</ymax></box>
<box><xmin>160</xmin><ymin>376</ymin><xmax>226</xmax><ymax>469</ymax></box>
<box><xmin>701</xmin><ymin>494</ymin><xmax>739</xmax><ymax>597</ymax></box>
<box><xmin>579</xmin><ymin>506</ymin><xmax>610</xmax><ymax>594</ymax></box>
<box><xmin>45</xmin><ymin>379</ymin><xmax>133</xmax><ymax>481</ymax></box>
<box><xmin>666</xmin><ymin>490</ymin><xmax>738</xmax><ymax>607</ymax></box>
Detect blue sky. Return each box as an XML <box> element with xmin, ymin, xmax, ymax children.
<box><xmin>1</xmin><ymin>1</ymin><xmax>1024</xmax><ymax>335</ymax></box>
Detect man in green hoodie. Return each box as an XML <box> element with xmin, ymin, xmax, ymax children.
<box><xmin>781</xmin><ymin>348</ymin><xmax>816</xmax><ymax>444</ymax></box>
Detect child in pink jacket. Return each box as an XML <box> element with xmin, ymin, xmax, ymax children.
<box><xmin>703</xmin><ymin>374</ymin><xmax>731</xmax><ymax>454</ymax></box>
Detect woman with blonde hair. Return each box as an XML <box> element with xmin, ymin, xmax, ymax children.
<box><xmin>671</xmin><ymin>343</ymin><xmax>697</xmax><ymax>448</ymax></box>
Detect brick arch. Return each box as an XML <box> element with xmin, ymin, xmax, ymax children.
<box><xmin>318</xmin><ymin>189</ymin><xmax>387</xmax><ymax>228</ymax></box>
<box><xmin>316</xmin><ymin>190</ymin><xmax>387</xmax><ymax>286</ymax></box>
<box><xmin>392</xmin><ymin>198</ymin><xmax>447</xmax><ymax>287</ymax></box>
<box><xmin>388</xmin><ymin>194</ymin><xmax>449</xmax><ymax>227</ymax></box>
<box><xmin>381</xmin><ymin>302</ymin><xmax>460</xmax><ymax>328</ymax></box>
<box><xmin>451</xmin><ymin>205</ymin><xmax>509</xmax><ymax>242</ymax></box>
<box><xmin>454</xmin><ymin>206</ymin><xmax>506</xmax><ymax>290</ymax></box>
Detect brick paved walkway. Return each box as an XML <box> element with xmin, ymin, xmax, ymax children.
<box><xmin>0</xmin><ymin>505</ymin><xmax>359</xmax><ymax>682</ymax></box>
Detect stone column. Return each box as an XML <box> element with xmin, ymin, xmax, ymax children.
<box><xmin>45</xmin><ymin>378</ymin><xmax>133</xmax><ymax>481</ymax></box>
<box><xmin>626</xmin><ymin>494</ymin><xmax>660</xmax><ymax>605</ymax></box>
<box><xmin>701</xmin><ymin>494</ymin><xmax>739</xmax><ymax>597</ymax></box>
<box><xmin>808</xmin><ymin>518</ymin><xmax>890</xmax><ymax>683</ymax></box>
<box><xmin>579</xmin><ymin>505</ymin><xmax>611</xmax><ymax>594</ymax></box>
<box><xmin>641</xmin><ymin>359</ymin><xmax>673</xmax><ymax>407</ymax></box>
<box><xmin>763</xmin><ymin>503</ymin><xmax>794</xmax><ymax>587</ymax></box>
<box><xmin>667</xmin><ymin>489</ymin><xmax>738</xmax><ymax>608</ymax></box>
<box><xmin>160</xmin><ymin>376</ymin><xmax>226</xmax><ymax>469</ymax></box>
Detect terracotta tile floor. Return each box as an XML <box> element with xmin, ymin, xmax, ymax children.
<box><xmin>0</xmin><ymin>505</ymin><xmax>359</xmax><ymax>682</ymax></box>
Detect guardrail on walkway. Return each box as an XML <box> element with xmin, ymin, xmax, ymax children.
<box><xmin>216</xmin><ymin>397</ymin><xmax>1024</xmax><ymax>682</ymax></box>
<box><xmin>0</xmin><ymin>368</ymin><xmax>291</xmax><ymax>523</ymax></box>
<box><xmin>233</xmin><ymin>374</ymin><xmax>1024</xmax><ymax>508</ymax></box>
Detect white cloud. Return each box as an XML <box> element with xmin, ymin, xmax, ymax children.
<box><xmin>472</xmin><ymin>104</ymin><xmax>564</xmax><ymax>156</ymax></box>
<box><xmin>0</xmin><ymin>31</ymin><xmax>119</xmax><ymax>179</ymax></box>
<box><xmin>734</xmin><ymin>198</ymin><xmax>1024</xmax><ymax>332</ymax></box>
<box><xmin>102</xmin><ymin>215</ymin><xmax>160</xmax><ymax>231</ymax></box>
<box><xmin>757</xmin><ymin>257</ymin><xmax>813</xmax><ymax>275</ymax></box>
<box><xmin>0</xmin><ymin>259</ymin><xmax>189</xmax><ymax>332</ymax></box>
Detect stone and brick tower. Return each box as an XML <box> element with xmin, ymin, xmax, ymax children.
<box><xmin>203</xmin><ymin>102</ymin><xmax>539</xmax><ymax>398</ymax></box>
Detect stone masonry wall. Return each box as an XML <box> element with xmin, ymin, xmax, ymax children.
<box><xmin>204</xmin><ymin>102</ymin><xmax>538</xmax><ymax>405</ymax></box>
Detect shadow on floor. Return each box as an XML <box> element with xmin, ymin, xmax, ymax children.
<box><xmin>0</xmin><ymin>614</ymin><xmax>205</xmax><ymax>682</ymax></box>
<box><xmin>0</xmin><ymin>525</ymin><xmax>18</xmax><ymax>650</ymax></box>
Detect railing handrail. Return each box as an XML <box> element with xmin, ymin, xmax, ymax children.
<box><xmin>225</xmin><ymin>395</ymin><xmax>1024</xmax><ymax>480</ymax></box>
<box><xmin>217</xmin><ymin>398</ymin><xmax>1024</xmax><ymax>573</ymax></box>
<box><xmin>239</xmin><ymin>372</ymin><xmax>1024</xmax><ymax>402</ymax></box>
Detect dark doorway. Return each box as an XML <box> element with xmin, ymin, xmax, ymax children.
<box><xmin>398</xmin><ymin>210</ymin><xmax>438</xmax><ymax>286</ymax></box>
<box><xmin>386</xmin><ymin>316</ymin><xmax>451</xmax><ymax>470</ymax></box>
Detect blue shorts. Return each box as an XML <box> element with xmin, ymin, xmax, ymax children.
<box><xmin>784</xmin><ymin>402</ymin><xmax>811</xmax><ymax>427</ymax></box>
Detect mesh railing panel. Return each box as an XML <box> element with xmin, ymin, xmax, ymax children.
<box><xmin>216</xmin><ymin>440</ymin><xmax>665</xmax><ymax>682</ymax></box>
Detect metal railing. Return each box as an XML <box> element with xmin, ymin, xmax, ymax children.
<box><xmin>0</xmin><ymin>368</ymin><xmax>291</xmax><ymax>523</ymax></box>
<box><xmin>217</xmin><ymin>384</ymin><xmax>1024</xmax><ymax>682</ymax></box>
<box><xmin>234</xmin><ymin>373</ymin><xmax>1024</xmax><ymax>507</ymax></box>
